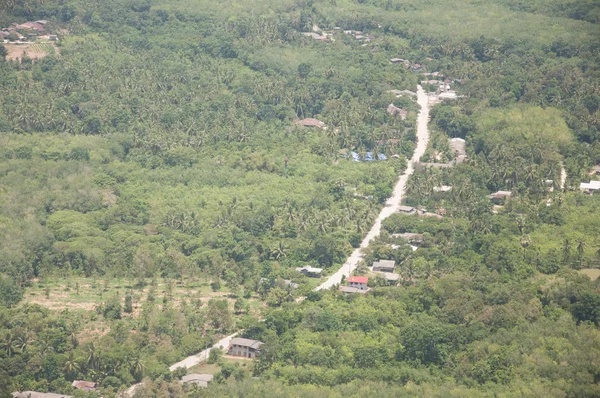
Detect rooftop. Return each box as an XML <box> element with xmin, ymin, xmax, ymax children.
<box><xmin>373</xmin><ymin>259</ymin><xmax>395</xmax><ymax>268</ymax></box>
<box><xmin>339</xmin><ymin>286</ymin><xmax>368</xmax><ymax>294</ymax></box>
<box><xmin>181</xmin><ymin>374</ymin><xmax>214</xmax><ymax>383</ymax></box>
<box><xmin>348</xmin><ymin>276</ymin><xmax>368</xmax><ymax>284</ymax></box>
<box><xmin>13</xmin><ymin>392</ymin><xmax>72</xmax><ymax>398</ymax></box>
<box><xmin>293</xmin><ymin>118</ymin><xmax>326</xmax><ymax>128</ymax></box>
<box><xmin>384</xmin><ymin>273</ymin><xmax>400</xmax><ymax>281</ymax></box>
<box><xmin>230</xmin><ymin>338</ymin><xmax>264</xmax><ymax>349</ymax></box>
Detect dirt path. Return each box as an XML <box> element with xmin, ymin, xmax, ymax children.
<box><xmin>560</xmin><ymin>163</ymin><xmax>566</xmax><ymax>189</ymax></box>
<box><xmin>315</xmin><ymin>85</ymin><xmax>430</xmax><ymax>291</ymax></box>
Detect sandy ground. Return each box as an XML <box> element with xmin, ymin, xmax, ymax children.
<box><xmin>315</xmin><ymin>85</ymin><xmax>430</xmax><ymax>291</ymax></box>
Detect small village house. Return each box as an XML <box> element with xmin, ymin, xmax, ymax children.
<box><xmin>397</xmin><ymin>205</ymin><xmax>416</xmax><ymax>214</ymax></box>
<box><xmin>339</xmin><ymin>286</ymin><xmax>368</xmax><ymax>294</ymax></box>
<box><xmin>71</xmin><ymin>381</ymin><xmax>96</xmax><ymax>391</ymax></box>
<box><xmin>372</xmin><ymin>259</ymin><xmax>395</xmax><ymax>273</ymax></box>
<box><xmin>580</xmin><ymin>181</ymin><xmax>600</xmax><ymax>193</ymax></box>
<box><xmin>12</xmin><ymin>392</ymin><xmax>72</xmax><ymax>398</ymax></box>
<box><xmin>295</xmin><ymin>266</ymin><xmax>323</xmax><ymax>277</ymax></box>
<box><xmin>386</xmin><ymin>104</ymin><xmax>408</xmax><ymax>120</ymax></box>
<box><xmin>347</xmin><ymin>276</ymin><xmax>368</xmax><ymax>291</ymax></box>
<box><xmin>180</xmin><ymin>374</ymin><xmax>214</xmax><ymax>388</ymax></box>
<box><xmin>391</xmin><ymin>233</ymin><xmax>424</xmax><ymax>244</ymax></box>
<box><xmin>228</xmin><ymin>337</ymin><xmax>264</xmax><ymax>358</ymax></box>
<box><xmin>293</xmin><ymin>118</ymin><xmax>326</xmax><ymax>129</ymax></box>
<box><xmin>384</xmin><ymin>273</ymin><xmax>400</xmax><ymax>284</ymax></box>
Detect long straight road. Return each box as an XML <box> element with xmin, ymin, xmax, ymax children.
<box><xmin>315</xmin><ymin>85</ymin><xmax>430</xmax><ymax>291</ymax></box>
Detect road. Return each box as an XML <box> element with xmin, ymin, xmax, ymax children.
<box><xmin>125</xmin><ymin>85</ymin><xmax>431</xmax><ymax>395</ymax></box>
<box><xmin>124</xmin><ymin>333</ymin><xmax>237</xmax><ymax>396</ymax></box>
<box><xmin>315</xmin><ymin>85</ymin><xmax>430</xmax><ymax>290</ymax></box>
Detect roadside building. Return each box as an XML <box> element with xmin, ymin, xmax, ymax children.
<box><xmin>180</xmin><ymin>374</ymin><xmax>213</xmax><ymax>388</ymax></box>
<box><xmin>295</xmin><ymin>266</ymin><xmax>323</xmax><ymax>277</ymax></box>
<box><xmin>386</xmin><ymin>104</ymin><xmax>408</xmax><ymax>120</ymax></box>
<box><xmin>397</xmin><ymin>205</ymin><xmax>416</xmax><ymax>214</ymax></box>
<box><xmin>372</xmin><ymin>259</ymin><xmax>395</xmax><ymax>273</ymax></box>
<box><xmin>347</xmin><ymin>276</ymin><xmax>368</xmax><ymax>290</ymax></box>
<box><xmin>228</xmin><ymin>338</ymin><xmax>264</xmax><ymax>358</ymax></box>
<box><xmin>339</xmin><ymin>286</ymin><xmax>368</xmax><ymax>294</ymax></box>
<box><xmin>391</xmin><ymin>233</ymin><xmax>424</xmax><ymax>244</ymax></box>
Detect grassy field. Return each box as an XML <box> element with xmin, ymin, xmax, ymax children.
<box><xmin>579</xmin><ymin>268</ymin><xmax>600</xmax><ymax>281</ymax></box>
<box><xmin>187</xmin><ymin>356</ymin><xmax>252</xmax><ymax>376</ymax></box>
<box><xmin>24</xmin><ymin>275</ymin><xmax>261</xmax><ymax>314</ymax></box>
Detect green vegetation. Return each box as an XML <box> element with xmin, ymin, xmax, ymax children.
<box><xmin>0</xmin><ymin>0</ymin><xmax>599</xmax><ymax>397</ymax></box>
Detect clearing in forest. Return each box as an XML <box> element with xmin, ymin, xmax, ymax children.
<box><xmin>3</xmin><ymin>42</ymin><xmax>58</xmax><ymax>61</ymax></box>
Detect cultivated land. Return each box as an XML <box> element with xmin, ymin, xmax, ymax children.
<box><xmin>3</xmin><ymin>41</ymin><xmax>57</xmax><ymax>61</ymax></box>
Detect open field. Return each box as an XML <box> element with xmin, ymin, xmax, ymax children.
<box><xmin>3</xmin><ymin>42</ymin><xmax>58</xmax><ymax>61</ymax></box>
<box><xmin>580</xmin><ymin>268</ymin><xmax>600</xmax><ymax>281</ymax></box>
<box><xmin>24</xmin><ymin>276</ymin><xmax>263</xmax><ymax>315</ymax></box>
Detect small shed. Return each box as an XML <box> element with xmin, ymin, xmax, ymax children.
<box><xmin>397</xmin><ymin>205</ymin><xmax>416</xmax><ymax>214</ymax></box>
<box><xmin>293</xmin><ymin>118</ymin><xmax>326</xmax><ymax>129</ymax></box>
<box><xmin>490</xmin><ymin>191</ymin><xmax>512</xmax><ymax>202</ymax></box>
<box><xmin>372</xmin><ymin>259</ymin><xmax>395</xmax><ymax>273</ymax></box>
<box><xmin>339</xmin><ymin>286</ymin><xmax>368</xmax><ymax>294</ymax></box>
<box><xmin>181</xmin><ymin>374</ymin><xmax>214</xmax><ymax>388</ymax></box>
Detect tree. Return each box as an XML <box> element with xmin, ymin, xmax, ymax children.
<box><xmin>124</xmin><ymin>294</ymin><xmax>133</xmax><ymax>313</ymax></box>
<box><xmin>206</xmin><ymin>299</ymin><xmax>233</xmax><ymax>332</ymax></box>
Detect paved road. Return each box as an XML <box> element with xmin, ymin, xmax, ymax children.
<box><xmin>315</xmin><ymin>85</ymin><xmax>431</xmax><ymax>291</ymax></box>
<box><xmin>124</xmin><ymin>333</ymin><xmax>237</xmax><ymax>396</ymax></box>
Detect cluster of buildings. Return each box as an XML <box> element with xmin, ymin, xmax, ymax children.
<box><xmin>390</xmin><ymin>58</ymin><xmax>422</xmax><ymax>72</ymax></box>
<box><xmin>301</xmin><ymin>26</ymin><xmax>374</xmax><ymax>43</ymax></box>
<box><xmin>1</xmin><ymin>20</ymin><xmax>58</xmax><ymax>42</ymax></box>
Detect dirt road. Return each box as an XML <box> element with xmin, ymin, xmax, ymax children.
<box><xmin>315</xmin><ymin>85</ymin><xmax>430</xmax><ymax>291</ymax></box>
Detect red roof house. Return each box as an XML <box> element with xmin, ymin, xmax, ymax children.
<box><xmin>347</xmin><ymin>276</ymin><xmax>368</xmax><ymax>291</ymax></box>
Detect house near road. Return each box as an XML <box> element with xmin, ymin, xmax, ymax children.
<box><xmin>580</xmin><ymin>180</ymin><xmax>600</xmax><ymax>193</ymax></box>
<box><xmin>293</xmin><ymin>118</ymin><xmax>326</xmax><ymax>129</ymax></box>
<box><xmin>339</xmin><ymin>286</ymin><xmax>368</xmax><ymax>294</ymax></box>
<box><xmin>295</xmin><ymin>266</ymin><xmax>323</xmax><ymax>277</ymax></box>
<box><xmin>372</xmin><ymin>259</ymin><xmax>395</xmax><ymax>273</ymax></box>
<box><xmin>397</xmin><ymin>205</ymin><xmax>416</xmax><ymax>214</ymax></box>
<box><xmin>228</xmin><ymin>338</ymin><xmax>264</xmax><ymax>358</ymax></box>
<box><xmin>12</xmin><ymin>392</ymin><xmax>72</xmax><ymax>398</ymax></box>
<box><xmin>347</xmin><ymin>276</ymin><xmax>368</xmax><ymax>290</ymax></box>
<box><xmin>180</xmin><ymin>374</ymin><xmax>214</xmax><ymax>388</ymax></box>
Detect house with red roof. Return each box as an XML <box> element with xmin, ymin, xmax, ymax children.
<box><xmin>347</xmin><ymin>276</ymin><xmax>368</xmax><ymax>291</ymax></box>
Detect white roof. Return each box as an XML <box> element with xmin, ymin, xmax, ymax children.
<box><xmin>373</xmin><ymin>259</ymin><xmax>395</xmax><ymax>268</ymax></box>
<box><xmin>580</xmin><ymin>181</ymin><xmax>600</xmax><ymax>190</ymax></box>
<box><xmin>296</xmin><ymin>266</ymin><xmax>323</xmax><ymax>273</ymax></box>
<box><xmin>182</xmin><ymin>374</ymin><xmax>214</xmax><ymax>383</ymax></box>
<box><xmin>384</xmin><ymin>273</ymin><xmax>400</xmax><ymax>281</ymax></box>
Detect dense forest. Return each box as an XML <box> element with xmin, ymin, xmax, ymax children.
<box><xmin>0</xmin><ymin>0</ymin><xmax>599</xmax><ymax>397</ymax></box>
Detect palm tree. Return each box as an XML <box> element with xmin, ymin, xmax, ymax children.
<box><xmin>129</xmin><ymin>355</ymin><xmax>145</xmax><ymax>381</ymax></box>
<box><xmin>562</xmin><ymin>239</ymin><xmax>572</xmax><ymax>267</ymax></box>
<box><xmin>63</xmin><ymin>352</ymin><xmax>80</xmax><ymax>378</ymax></box>
<box><xmin>576</xmin><ymin>238</ymin><xmax>586</xmax><ymax>269</ymax></box>
<box><xmin>85</xmin><ymin>342</ymin><xmax>99</xmax><ymax>371</ymax></box>
<box><xmin>16</xmin><ymin>329</ymin><xmax>34</xmax><ymax>353</ymax></box>
<box><xmin>1</xmin><ymin>333</ymin><xmax>18</xmax><ymax>357</ymax></box>
<box><xmin>271</xmin><ymin>242</ymin><xmax>288</xmax><ymax>260</ymax></box>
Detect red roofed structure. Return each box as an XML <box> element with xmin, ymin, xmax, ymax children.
<box><xmin>347</xmin><ymin>276</ymin><xmax>368</xmax><ymax>291</ymax></box>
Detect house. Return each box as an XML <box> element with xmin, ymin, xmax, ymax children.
<box><xmin>48</xmin><ymin>34</ymin><xmax>58</xmax><ymax>41</ymax></box>
<box><xmin>347</xmin><ymin>276</ymin><xmax>368</xmax><ymax>290</ymax></box>
<box><xmin>295</xmin><ymin>266</ymin><xmax>323</xmax><ymax>277</ymax></box>
<box><xmin>372</xmin><ymin>259</ymin><xmax>395</xmax><ymax>273</ymax></box>
<box><xmin>580</xmin><ymin>181</ymin><xmax>600</xmax><ymax>193</ymax></box>
<box><xmin>180</xmin><ymin>374</ymin><xmax>214</xmax><ymax>388</ymax></box>
<box><xmin>391</xmin><ymin>233</ymin><xmax>424</xmax><ymax>244</ymax></box>
<box><xmin>390</xmin><ymin>58</ymin><xmax>410</xmax><ymax>68</ymax></box>
<box><xmin>339</xmin><ymin>286</ymin><xmax>368</xmax><ymax>294</ymax></box>
<box><xmin>14</xmin><ymin>21</ymin><xmax>45</xmax><ymax>33</ymax></box>
<box><xmin>384</xmin><ymin>273</ymin><xmax>400</xmax><ymax>284</ymax></box>
<box><xmin>12</xmin><ymin>392</ymin><xmax>72</xmax><ymax>398</ymax></box>
<box><xmin>71</xmin><ymin>381</ymin><xmax>97</xmax><ymax>391</ymax></box>
<box><xmin>490</xmin><ymin>191</ymin><xmax>512</xmax><ymax>202</ymax></box>
<box><xmin>397</xmin><ymin>205</ymin><xmax>416</xmax><ymax>214</ymax></box>
<box><xmin>228</xmin><ymin>338</ymin><xmax>264</xmax><ymax>358</ymax></box>
<box><xmin>293</xmin><ymin>118</ymin><xmax>326</xmax><ymax>129</ymax></box>
<box><xmin>386</xmin><ymin>104</ymin><xmax>408</xmax><ymax>120</ymax></box>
